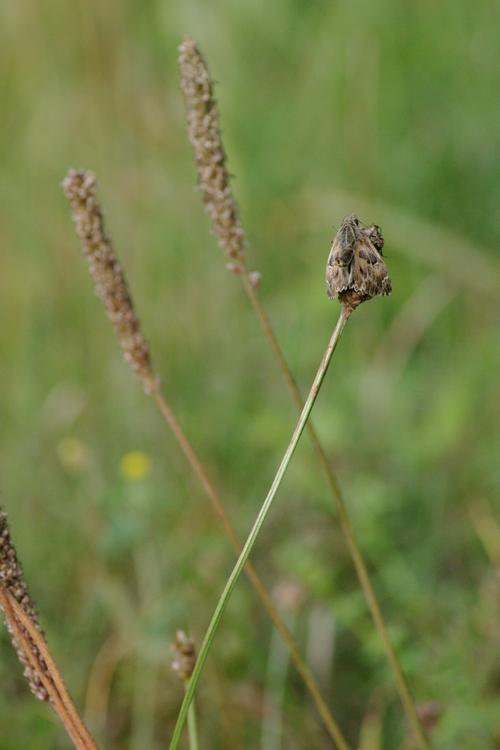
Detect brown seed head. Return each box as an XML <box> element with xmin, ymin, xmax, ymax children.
<box><xmin>0</xmin><ymin>507</ymin><xmax>49</xmax><ymax>701</ymax></box>
<box><xmin>171</xmin><ymin>630</ymin><xmax>197</xmax><ymax>682</ymax></box>
<box><xmin>178</xmin><ymin>38</ymin><xmax>246</xmax><ymax>263</ymax></box>
<box><xmin>326</xmin><ymin>214</ymin><xmax>392</xmax><ymax>314</ymax></box>
<box><xmin>62</xmin><ymin>169</ymin><xmax>156</xmax><ymax>393</ymax></box>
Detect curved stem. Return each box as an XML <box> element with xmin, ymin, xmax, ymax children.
<box><xmin>169</xmin><ymin>310</ymin><xmax>348</xmax><ymax>750</ymax></box>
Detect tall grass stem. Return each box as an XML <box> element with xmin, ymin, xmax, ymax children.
<box><xmin>152</xmin><ymin>388</ymin><xmax>349</xmax><ymax>749</ymax></box>
<box><xmin>168</xmin><ymin>309</ymin><xmax>348</xmax><ymax>750</ymax></box>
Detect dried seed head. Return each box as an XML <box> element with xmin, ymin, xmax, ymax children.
<box><xmin>62</xmin><ymin>169</ymin><xmax>156</xmax><ymax>393</ymax></box>
<box><xmin>171</xmin><ymin>630</ymin><xmax>197</xmax><ymax>682</ymax></box>
<box><xmin>179</xmin><ymin>38</ymin><xmax>246</xmax><ymax>264</ymax></box>
<box><xmin>0</xmin><ymin>507</ymin><xmax>49</xmax><ymax>701</ymax></box>
<box><xmin>325</xmin><ymin>214</ymin><xmax>392</xmax><ymax>314</ymax></box>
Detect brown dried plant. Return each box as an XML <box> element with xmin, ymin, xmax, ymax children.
<box><xmin>178</xmin><ymin>37</ymin><xmax>427</xmax><ymax>750</ymax></box>
<box><xmin>0</xmin><ymin>507</ymin><xmax>100</xmax><ymax>750</ymax></box>
<box><xmin>171</xmin><ymin>630</ymin><xmax>197</xmax><ymax>683</ymax></box>
<box><xmin>0</xmin><ymin>507</ymin><xmax>48</xmax><ymax>701</ymax></box>
<box><xmin>62</xmin><ymin>169</ymin><xmax>349</xmax><ymax>749</ymax></box>
<box><xmin>62</xmin><ymin>169</ymin><xmax>156</xmax><ymax>393</ymax></box>
<box><xmin>179</xmin><ymin>38</ymin><xmax>245</xmax><ymax>265</ymax></box>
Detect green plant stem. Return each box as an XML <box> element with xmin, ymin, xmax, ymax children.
<box><xmin>239</xmin><ymin>270</ymin><xmax>428</xmax><ymax>750</ymax></box>
<box><xmin>152</xmin><ymin>388</ymin><xmax>349</xmax><ymax>749</ymax></box>
<box><xmin>168</xmin><ymin>309</ymin><xmax>349</xmax><ymax>750</ymax></box>
<box><xmin>186</xmin><ymin>689</ymin><xmax>200</xmax><ymax>750</ymax></box>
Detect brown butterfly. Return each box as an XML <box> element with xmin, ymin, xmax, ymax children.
<box><xmin>325</xmin><ymin>214</ymin><xmax>391</xmax><ymax>312</ymax></box>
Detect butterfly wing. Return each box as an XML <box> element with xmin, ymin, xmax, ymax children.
<box><xmin>326</xmin><ymin>216</ymin><xmax>391</xmax><ymax>307</ymax></box>
<box><xmin>325</xmin><ymin>235</ymin><xmax>355</xmax><ymax>299</ymax></box>
<box><xmin>352</xmin><ymin>236</ymin><xmax>391</xmax><ymax>298</ymax></box>
<box><xmin>363</xmin><ymin>224</ymin><xmax>384</xmax><ymax>254</ymax></box>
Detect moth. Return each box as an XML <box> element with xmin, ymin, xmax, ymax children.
<box><xmin>325</xmin><ymin>213</ymin><xmax>391</xmax><ymax>312</ymax></box>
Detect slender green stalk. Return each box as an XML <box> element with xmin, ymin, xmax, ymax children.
<box><xmin>169</xmin><ymin>309</ymin><xmax>348</xmax><ymax>750</ymax></box>
<box><xmin>186</xmin><ymin>690</ymin><xmax>200</xmax><ymax>750</ymax></box>
<box><xmin>153</xmin><ymin>389</ymin><xmax>349</xmax><ymax>749</ymax></box>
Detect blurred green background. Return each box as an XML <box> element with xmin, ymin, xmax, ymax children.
<box><xmin>1</xmin><ymin>1</ymin><xmax>499</xmax><ymax>748</ymax></box>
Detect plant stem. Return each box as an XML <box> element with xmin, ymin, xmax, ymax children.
<box><xmin>168</xmin><ymin>309</ymin><xmax>349</xmax><ymax>750</ymax></box>
<box><xmin>186</xmin><ymin>690</ymin><xmax>200</xmax><ymax>750</ymax></box>
<box><xmin>239</xmin><ymin>270</ymin><xmax>428</xmax><ymax>750</ymax></box>
<box><xmin>0</xmin><ymin>589</ymin><xmax>100</xmax><ymax>750</ymax></box>
<box><xmin>152</xmin><ymin>388</ymin><xmax>349</xmax><ymax>749</ymax></box>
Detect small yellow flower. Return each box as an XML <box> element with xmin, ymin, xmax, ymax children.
<box><xmin>56</xmin><ymin>437</ymin><xmax>89</xmax><ymax>472</ymax></box>
<box><xmin>120</xmin><ymin>451</ymin><xmax>152</xmax><ymax>480</ymax></box>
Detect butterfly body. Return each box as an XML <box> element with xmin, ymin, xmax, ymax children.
<box><xmin>326</xmin><ymin>214</ymin><xmax>391</xmax><ymax>312</ymax></box>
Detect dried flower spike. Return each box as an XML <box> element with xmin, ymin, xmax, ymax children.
<box><xmin>0</xmin><ymin>507</ymin><xmax>48</xmax><ymax>701</ymax></box>
<box><xmin>179</xmin><ymin>37</ymin><xmax>246</xmax><ymax>264</ymax></box>
<box><xmin>171</xmin><ymin>630</ymin><xmax>197</xmax><ymax>683</ymax></box>
<box><xmin>326</xmin><ymin>214</ymin><xmax>392</xmax><ymax>314</ymax></box>
<box><xmin>62</xmin><ymin>169</ymin><xmax>156</xmax><ymax>393</ymax></box>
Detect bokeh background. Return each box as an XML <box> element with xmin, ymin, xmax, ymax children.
<box><xmin>1</xmin><ymin>2</ymin><xmax>499</xmax><ymax>748</ymax></box>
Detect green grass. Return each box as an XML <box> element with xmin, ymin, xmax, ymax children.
<box><xmin>1</xmin><ymin>1</ymin><xmax>499</xmax><ymax>748</ymax></box>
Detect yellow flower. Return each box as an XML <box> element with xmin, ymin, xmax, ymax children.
<box><xmin>120</xmin><ymin>451</ymin><xmax>152</xmax><ymax>480</ymax></box>
<box><xmin>56</xmin><ymin>437</ymin><xmax>89</xmax><ymax>473</ymax></box>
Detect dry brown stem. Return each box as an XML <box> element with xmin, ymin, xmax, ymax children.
<box><xmin>0</xmin><ymin>507</ymin><xmax>100</xmax><ymax>748</ymax></box>
<box><xmin>0</xmin><ymin>590</ymin><xmax>101</xmax><ymax>750</ymax></box>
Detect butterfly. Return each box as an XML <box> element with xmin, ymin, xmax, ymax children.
<box><xmin>325</xmin><ymin>214</ymin><xmax>391</xmax><ymax>312</ymax></box>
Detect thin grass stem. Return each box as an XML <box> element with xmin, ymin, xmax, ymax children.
<box><xmin>152</xmin><ymin>387</ymin><xmax>349</xmax><ymax>749</ymax></box>
<box><xmin>168</xmin><ymin>309</ymin><xmax>349</xmax><ymax>750</ymax></box>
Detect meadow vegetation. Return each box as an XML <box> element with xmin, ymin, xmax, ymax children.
<box><xmin>0</xmin><ymin>2</ymin><xmax>499</xmax><ymax>748</ymax></box>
